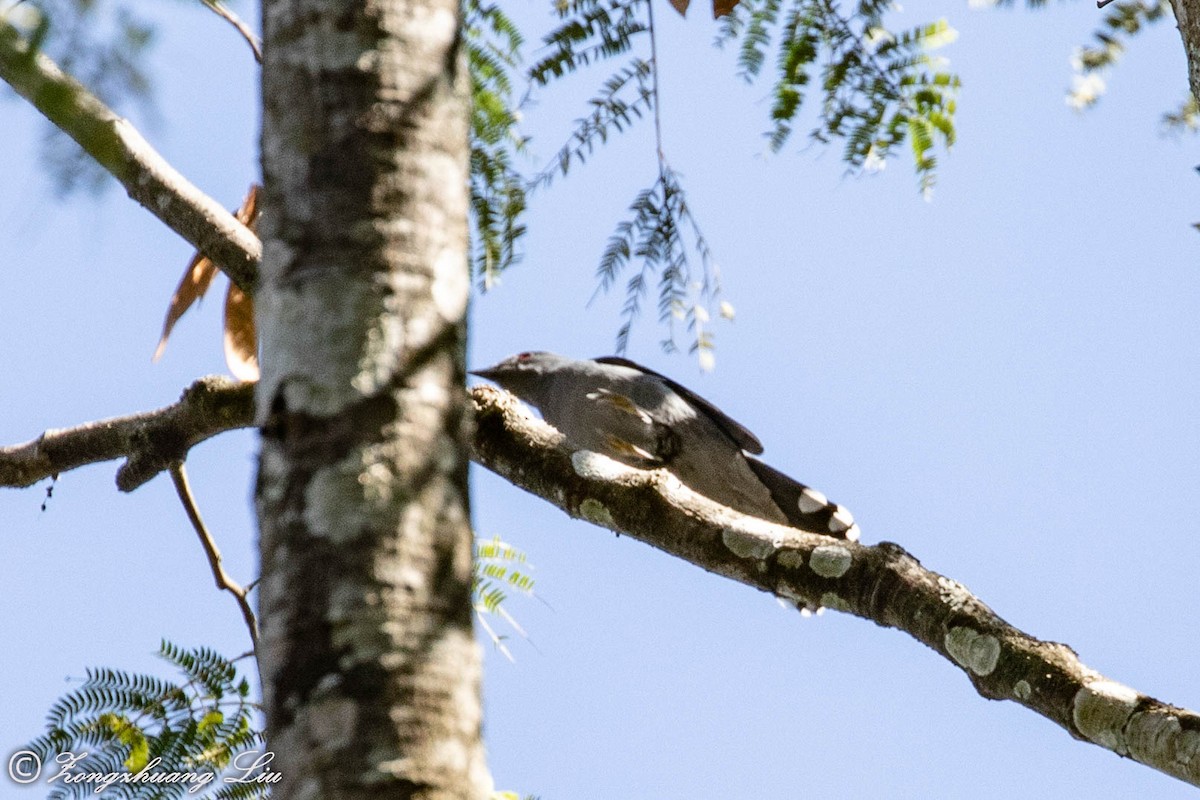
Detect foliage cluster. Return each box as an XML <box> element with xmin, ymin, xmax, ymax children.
<box><xmin>24</xmin><ymin>642</ymin><xmax>264</xmax><ymax>800</ymax></box>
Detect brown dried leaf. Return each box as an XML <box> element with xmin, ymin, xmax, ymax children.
<box><xmin>152</xmin><ymin>251</ymin><xmax>220</xmax><ymax>362</ymax></box>
<box><xmin>713</xmin><ymin>0</ymin><xmax>740</xmax><ymax>17</ymax></box>
<box><xmin>223</xmin><ymin>281</ymin><xmax>259</xmax><ymax>381</ymax></box>
<box><xmin>152</xmin><ymin>184</ymin><xmax>261</xmax><ymax>362</ymax></box>
<box><xmin>236</xmin><ymin>184</ymin><xmax>262</xmax><ymax>228</ymax></box>
<box><xmin>669</xmin><ymin>0</ymin><xmax>690</xmax><ymax>16</ymax></box>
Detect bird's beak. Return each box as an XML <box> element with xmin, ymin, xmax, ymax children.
<box><xmin>469</xmin><ymin>366</ymin><xmax>499</xmax><ymax>380</ymax></box>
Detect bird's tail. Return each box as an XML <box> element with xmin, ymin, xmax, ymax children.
<box><xmin>745</xmin><ymin>456</ymin><xmax>859</xmax><ymax>541</ymax></box>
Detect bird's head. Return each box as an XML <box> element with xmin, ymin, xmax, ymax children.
<box><xmin>469</xmin><ymin>351</ymin><xmax>565</xmax><ymax>406</ymax></box>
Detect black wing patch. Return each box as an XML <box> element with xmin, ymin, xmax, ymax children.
<box><xmin>594</xmin><ymin>356</ymin><xmax>764</xmax><ymax>454</ymax></box>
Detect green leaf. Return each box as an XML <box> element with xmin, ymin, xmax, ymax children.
<box><xmin>26</xmin><ymin>642</ymin><xmax>266</xmax><ymax>799</ymax></box>
<box><xmin>198</xmin><ymin>709</ymin><xmax>225</xmax><ymax>733</ymax></box>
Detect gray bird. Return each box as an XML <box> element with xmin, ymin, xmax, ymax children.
<box><xmin>471</xmin><ymin>352</ymin><xmax>858</xmax><ymax>540</ymax></box>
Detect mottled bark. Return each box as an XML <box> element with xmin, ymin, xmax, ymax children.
<box><xmin>256</xmin><ymin>1</ymin><xmax>488</xmax><ymax>798</ymax></box>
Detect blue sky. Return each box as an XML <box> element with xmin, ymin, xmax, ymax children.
<box><xmin>1</xmin><ymin>1</ymin><xmax>1197</xmax><ymax>798</ymax></box>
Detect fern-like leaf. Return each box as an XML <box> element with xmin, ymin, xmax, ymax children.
<box><xmin>595</xmin><ymin>168</ymin><xmax>721</xmax><ymax>362</ymax></box>
<box><xmin>474</xmin><ymin>536</ymin><xmax>536</xmax><ymax>659</ymax></box>
<box><xmin>533</xmin><ymin>57</ymin><xmax>655</xmax><ymax>188</ymax></box>
<box><xmin>25</xmin><ymin>642</ymin><xmax>265</xmax><ymax>800</ymax></box>
<box><xmin>467</xmin><ymin>0</ymin><xmax>530</xmax><ymax>289</ymax></box>
<box><xmin>530</xmin><ymin>0</ymin><xmax>648</xmax><ymax>85</ymax></box>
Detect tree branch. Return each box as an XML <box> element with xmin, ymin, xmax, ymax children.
<box><xmin>4</xmin><ymin>380</ymin><xmax>1198</xmax><ymax>787</ymax></box>
<box><xmin>0</xmin><ymin>19</ymin><xmax>260</xmax><ymax>292</ymax></box>
<box><xmin>1169</xmin><ymin>0</ymin><xmax>1200</xmax><ymax>106</ymax></box>
<box><xmin>0</xmin><ymin>376</ymin><xmax>255</xmax><ymax>491</ymax></box>
<box><xmin>469</xmin><ymin>385</ymin><xmax>1200</xmax><ymax>790</ymax></box>
<box><xmin>169</xmin><ymin>462</ymin><xmax>259</xmax><ymax>650</ymax></box>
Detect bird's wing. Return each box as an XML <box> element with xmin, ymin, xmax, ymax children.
<box><xmin>593</xmin><ymin>356</ymin><xmax>764</xmax><ymax>455</ymax></box>
<box><xmin>586</xmin><ymin>387</ymin><xmax>681</xmax><ymax>466</ymax></box>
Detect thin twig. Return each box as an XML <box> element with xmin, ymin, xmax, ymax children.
<box><xmin>202</xmin><ymin>0</ymin><xmax>263</xmax><ymax>64</ymax></box>
<box><xmin>645</xmin><ymin>0</ymin><xmax>667</xmax><ymax>169</ymax></box>
<box><xmin>170</xmin><ymin>462</ymin><xmax>259</xmax><ymax>651</ymax></box>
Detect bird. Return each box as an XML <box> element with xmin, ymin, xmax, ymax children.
<box><xmin>470</xmin><ymin>351</ymin><xmax>858</xmax><ymax>540</ymax></box>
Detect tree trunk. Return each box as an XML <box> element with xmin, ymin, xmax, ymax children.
<box><xmin>256</xmin><ymin>1</ymin><xmax>488</xmax><ymax>797</ymax></box>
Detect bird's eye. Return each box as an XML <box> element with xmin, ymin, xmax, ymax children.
<box><xmin>517</xmin><ymin>352</ymin><xmax>532</xmax><ymax>362</ymax></box>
